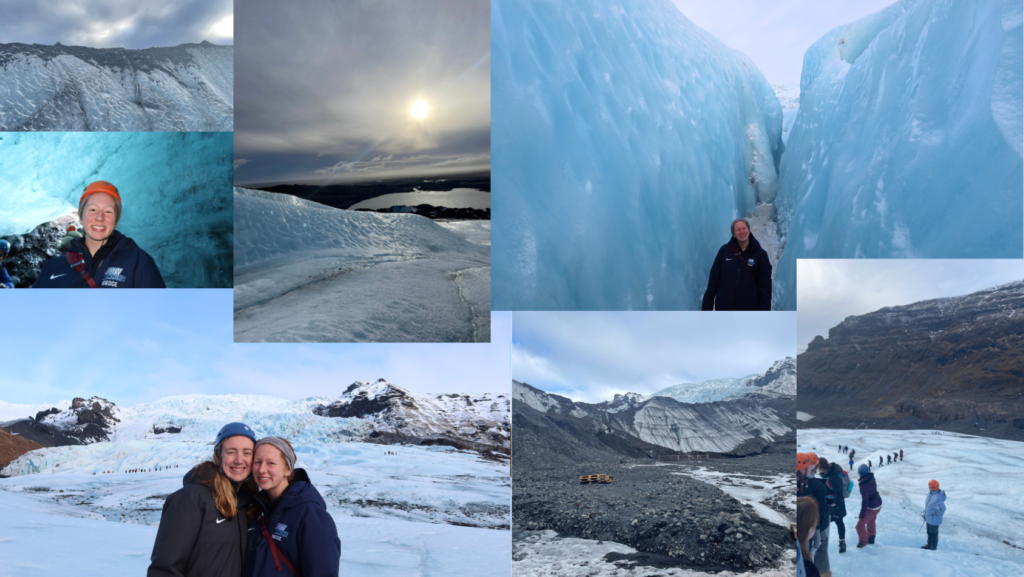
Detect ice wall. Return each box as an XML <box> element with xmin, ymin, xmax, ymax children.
<box><xmin>0</xmin><ymin>132</ymin><xmax>233</xmax><ymax>288</ymax></box>
<box><xmin>773</xmin><ymin>0</ymin><xmax>1024</xmax><ymax>309</ymax></box>
<box><xmin>492</xmin><ymin>0</ymin><xmax>783</xmax><ymax>310</ymax></box>
<box><xmin>0</xmin><ymin>43</ymin><xmax>233</xmax><ymax>131</ymax></box>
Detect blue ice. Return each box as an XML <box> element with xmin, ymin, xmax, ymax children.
<box><xmin>773</xmin><ymin>0</ymin><xmax>1023</xmax><ymax>310</ymax></box>
<box><xmin>491</xmin><ymin>0</ymin><xmax>784</xmax><ymax>310</ymax></box>
<box><xmin>0</xmin><ymin>132</ymin><xmax>233</xmax><ymax>288</ymax></box>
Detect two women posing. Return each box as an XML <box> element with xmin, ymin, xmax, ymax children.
<box><xmin>147</xmin><ymin>423</ymin><xmax>341</xmax><ymax>577</ymax></box>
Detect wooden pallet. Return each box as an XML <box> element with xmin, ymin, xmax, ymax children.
<box><xmin>579</xmin><ymin>474</ymin><xmax>614</xmax><ymax>484</ymax></box>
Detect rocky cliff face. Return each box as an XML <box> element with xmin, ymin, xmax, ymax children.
<box><xmin>0</xmin><ymin>41</ymin><xmax>232</xmax><ymax>131</ymax></box>
<box><xmin>2</xmin><ymin>396</ymin><xmax>120</xmax><ymax>446</ymax></box>
<box><xmin>798</xmin><ymin>280</ymin><xmax>1024</xmax><ymax>439</ymax></box>
<box><xmin>313</xmin><ymin>378</ymin><xmax>510</xmax><ymax>452</ymax></box>
<box><xmin>653</xmin><ymin>357</ymin><xmax>796</xmax><ymax>403</ymax></box>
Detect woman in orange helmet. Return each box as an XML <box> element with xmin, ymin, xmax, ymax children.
<box><xmin>33</xmin><ymin>180</ymin><xmax>165</xmax><ymax>288</ymax></box>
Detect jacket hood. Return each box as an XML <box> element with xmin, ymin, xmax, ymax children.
<box><xmin>729</xmin><ymin>233</ymin><xmax>762</xmax><ymax>253</ymax></box>
<box><xmin>858</xmin><ymin>472</ymin><xmax>875</xmax><ymax>484</ymax></box>
<box><xmin>929</xmin><ymin>490</ymin><xmax>947</xmax><ymax>503</ymax></box>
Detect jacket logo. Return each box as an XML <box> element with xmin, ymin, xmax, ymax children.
<box><xmin>51</xmin><ymin>273</ymin><xmax>67</xmax><ymax>279</ymax></box>
<box><xmin>104</xmin><ymin>267</ymin><xmax>127</xmax><ymax>283</ymax></box>
<box><xmin>216</xmin><ymin>517</ymin><xmax>228</xmax><ymax>524</ymax></box>
<box><xmin>747</xmin><ymin>259</ymin><xmax>755</xmax><ymax>266</ymax></box>
<box><xmin>725</xmin><ymin>258</ymin><xmax>732</xmax><ymax>261</ymax></box>
<box><xmin>272</xmin><ymin>523</ymin><xmax>289</xmax><ymax>541</ymax></box>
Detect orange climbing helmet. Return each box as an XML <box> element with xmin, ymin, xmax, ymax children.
<box><xmin>81</xmin><ymin>180</ymin><xmax>121</xmax><ymax>205</ymax></box>
<box><xmin>797</xmin><ymin>452</ymin><xmax>812</xmax><ymax>471</ymax></box>
<box><xmin>929</xmin><ymin>479</ymin><xmax>940</xmax><ymax>491</ymax></box>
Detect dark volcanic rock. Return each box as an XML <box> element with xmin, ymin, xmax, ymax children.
<box><xmin>799</xmin><ymin>280</ymin><xmax>1024</xmax><ymax>440</ymax></box>
<box><xmin>153</xmin><ymin>424</ymin><xmax>182</xmax><ymax>435</ymax></box>
<box><xmin>3</xmin><ymin>214</ymin><xmax>80</xmax><ymax>287</ymax></box>
<box><xmin>2</xmin><ymin>419</ymin><xmax>85</xmax><ymax>448</ymax></box>
<box><xmin>356</xmin><ymin>205</ymin><xmax>490</xmax><ymax>220</ymax></box>
<box><xmin>513</xmin><ymin>463</ymin><xmax>790</xmax><ymax>572</ymax></box>
<box><xmin>8</xmin><ymin>396</ymin><xmax>121</xmax><ymax>445</ymax></box>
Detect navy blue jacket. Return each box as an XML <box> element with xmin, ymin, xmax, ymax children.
<box><xmin>245</xmin><ymin>469</ymin><xmax>341</xmax><ymax>577</ymax></box>
<box><xmin>798</xmin><ymin>474</ymin><xmax>830</xmax><ymax>531</ymax></box>
<box><xmin>823</xmin><ymin>463</ymin><xmax>848</xmax><ymax>518</ymax></box>
<box><xmin>702</xmin><ymin>234</ymin><xmax>772</xmax><ymax>311</ymax></box>
<box><xmin>32</xmin><ymin>230</ymin><xmax>165</xmax><ymax>288</ymax></box>
<box><xmin>0</xmin><ymin>264</ymin><xmax>12</xmax><ymax>289</ymax></box>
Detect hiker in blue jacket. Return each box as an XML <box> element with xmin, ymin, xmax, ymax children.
<box><xmin>32</xmin><ymin>181</ymin><xmax>165</xmax><ymax>288</ymax></box>
<box><xmin>701</xmin><ymin>218</ymin><xmax>772</xmax><ymax>311</ymax></box>
<box><xmin>819</xmin><ymin>458</ymin><xmax>849</xmax><ymax>554</ymax></box>
<box><xmin>0</xmin><ymin>239</ymin><xmax>13</xmax><ymax>288</ymax></box>
<box><xmin>246</xmin><ymin>437</ymin><xmax>340</xmax><ymax>577</ymax></box>
<box><xmin>922</xmin><ymin>479</ymin><xmax>947</xmax><ymax>550</ymax></box>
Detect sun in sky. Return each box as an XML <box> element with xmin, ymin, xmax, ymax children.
<box><xmin>410</xmin><ymin>100</ymin><xmax>429</xmax><ymax>119</ymax></box>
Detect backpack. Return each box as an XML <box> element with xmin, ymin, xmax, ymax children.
<box><xmin>827</xmin><ymin>466</ymin><xmax>854</xmax><ymax>499</ymax></box>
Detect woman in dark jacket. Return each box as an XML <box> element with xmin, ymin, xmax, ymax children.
<box><xmin>818</xmin><ymin>458</ymin><xmax>848</xmax><ymax>553</ymax></box>
<box><xmin>701</xmin><ymin>218</ymin><xmax>772</xmax><ymax>311</ymax></box>
<box><xmin>855</xmin><ymin>463</ymin><xmax>883</xmax><ymax>548</ymax></box>
<box><xmin>246</xmin><ymin>437</ymin><xmax>341</xmax><ymax>577</ymax></box>
<box><xmin>149</xmin><ymin>423</ymin><xmax>258</xmax><ymax>577</ymax></box>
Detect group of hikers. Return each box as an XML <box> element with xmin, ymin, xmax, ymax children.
<box><xmin>93</xmin><ymin>465</ymin><xmax>180</xmax><ymax>475</ymax></box>
<box><xmin>0</xmin><ymin>180</ymin><xmax>165</xmax><ymax>289</ymax></box>
<box><xmin>148</xmin><ymin>423</ymin><xmax>341</xmax><ymax>577</ymax></box>
<box><xmin>796</xmin><ymin>447</ymin><xmax>948</xmax><ymax>577</ymax></box>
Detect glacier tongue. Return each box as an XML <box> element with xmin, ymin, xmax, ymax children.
<box><xmin>492</xmin><ymin>0</ymin><xmax>783</xmax><ymax>310</ymax></box>
<box><xmin>0</xmin><ymin>43</ymin><xmax>233</xmax><ymax>131</ymax></box>
<box><xmin>773</xmin><ymin>0</ymin><xmax>1024</xmax><ymax>309</ymax></box>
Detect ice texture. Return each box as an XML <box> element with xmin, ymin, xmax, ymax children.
<box><xmin>0</xmin><ymin>43</ymin><xmax>233</xmax><ymax>131</ymax></box>
<box><xmin>799</xmin><ymin>429</ymin><xmax>1024</xmax><ymax>575</ymax></box>
<box><xmin>773</xmin><ymin>0</ymin><xmax>1024</xmax><ymax>310</ymax></box>
<box><xmin>491</xmin><ymin>0</ymin><xmax>783</xmax><ymax>310</ymax></box>
<box><xmin>233</xmin><ymin>188</ymin><xmax>490</xmax><ymax>342</ymax></box>
<box><xmin>0</xmin><ymin>440</ymin><xmax>510</xmax><ymax>576</ymax></box>
<box><xmin>0</xmin><ymin>132</ymin><xmax>233</xmax><ymax>287</ymax></box>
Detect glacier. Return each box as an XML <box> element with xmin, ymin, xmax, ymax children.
<box><xmin>0</xmin><ymin>42</ymin><xmax>233</xmax><ymax>132</ymax></box>
<box><xmin>234</xmin><ymin>188</ymin><xmax>490</xmax><ymax>342</ymax></box>
<box><xmin>0</xmin><ymin>392</ymin><xmax>511</xmax><ymax>575</ymax></box>
<box><xmin>0</xmin><ymin>132</ymin><xmax>233</xmax><ymax>288</ymax></box>
<box><xmin>773</xmin><ymin>0</ymin><xmax>1024</xmax><ymax>309</ymax></box>
<box><xmin>491</xmin><ymin>0</ymin><xmax>783</xmax><ymax>310</ymax></box>
<box><xmin>799</xmin><ymin>429</ymin><xmax>1024</xmax><ymax>575</ymax></box>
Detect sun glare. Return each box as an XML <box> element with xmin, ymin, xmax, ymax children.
<box><xmin>411</xmin><ymin>100</ymin><xmax>429</xmax><ymax>119</ymax></box>
<box><xmin>211</xmin><ymin>15</ymin><xmax>234</xmax><ymax>38</ymax></box>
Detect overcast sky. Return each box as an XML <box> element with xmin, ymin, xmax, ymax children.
<box><xmin>233</xmin><ymin>0</ymin><xmax>490</xmax><ymax>187</ymax></box>
<box><xmin>0</xmin><ymin>0</ymin><xmax>232</xmax><ymax>48</ymax></box>
<box><xmin>669</xmin><ymin>0</ymin><xmax>898</xmax><ymax>84</ymax></box>
<box><xmin>0</xmin><ymin>291</ymin><xmax>510</xmax><ymax>407</ymax></box>
<box><xmin>512</xmin><ymin>312</ymin><xmax>796</xmax><ymax>404</ymax></box>
<box><xmin>798</xmin><ymin>260</ymin><xmax>1024</xmax><ymax>352</ymax></box>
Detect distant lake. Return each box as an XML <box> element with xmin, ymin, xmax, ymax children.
<box><xmin>349</xmin><ymin>188</ymin><xmax>490</xmax><ymax>210</ymax></box>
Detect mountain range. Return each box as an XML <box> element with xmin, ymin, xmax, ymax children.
<box><xmin>798</xmin><ymin>280</ymin><xmax>1024</xmax><ymax>440</ymax></box>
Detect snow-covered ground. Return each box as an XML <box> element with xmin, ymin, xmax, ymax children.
<box><xmin>233</xmin><ymin>188</ymin><xmax>490</xmax><ymax>342</ymax></box>
<box><xmin>349</xmin><ymin>188</ymin><xmax>490</xmax><ymax>210</ymax></box>
<box><xmin>513</xmin><ymin>530</ymin><xmax>796</xmax><ymax>577</ymax></box>
<box><xmin>671</xmin><ymin>467</ymin><xmax>791</xmax><ymax>528</ymax></box>
<box><xmin>798</xmin><ymin>429</ymin><xmax>1024</xmax><ymax>576</ymax></box>
<box><xmin>0</xmin><ymin>442</ymin><xmax>510</xmax><ymax>576</ymax></box>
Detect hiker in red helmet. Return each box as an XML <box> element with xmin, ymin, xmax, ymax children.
<box><xmin>33</xmin><ymin>181</ymin><xmax>165</xmax><ymax>288</ymax></box>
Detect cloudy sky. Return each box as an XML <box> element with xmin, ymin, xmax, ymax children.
<box><xmin>0</xmin><ymin>291</ymin><xmax>511</xmax><ymax>406</ymax></box>
<box><xmin>798</xmin><ymin>260</ymin><xmax>1024</xmax><ymax>352</ymax></box>
<box><xmin>513</xmin><ymin>312</ymin><xmax>796</xmax><ymax>404</ymax></box>
<box><xmin>0</xmin><ymin>0</ymin><xmax>232</xmax><ymax>48</ymax></box>
<box><xmin>670</xmin><ymin>0</ymin><xmax>897</xmax><ymax>84</ymax></box>
<box><xmin>233</xmin><ymin>0</ymin><xmax>490</xmax><ymax>187</ymax></box>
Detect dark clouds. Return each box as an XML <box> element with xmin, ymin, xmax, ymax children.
<box><xmin>512</xmin><ymin>312</ymin><xmax>796</xmax><ymax>403</ymax></box>
<box><xmin>0</xmin><ymin>0</ymin><xmax>233</xmax><ymax>48</ymax></box>
<box><xmin>234</xmin><ymin>0</ymin><xmax>490</xmax><ymax>185</ymax></box>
